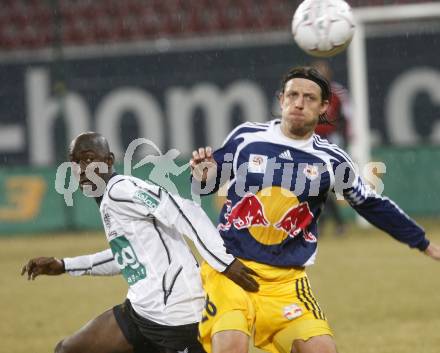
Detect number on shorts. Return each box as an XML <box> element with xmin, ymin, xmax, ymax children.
<box><xmin>201</xmin><ymin>294</ymin><xmax>217</xmax><ymax>323</ymax></box>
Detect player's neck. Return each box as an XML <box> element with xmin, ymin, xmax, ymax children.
<box><xmin>102</xmin><ymin>171</ymin><xmax>117</xmax><ymax>184</ymax></box>
<box><xmin>280</xmin><ymin>123</ymin><xmax>314</xmax><ymax>140</ymax></box>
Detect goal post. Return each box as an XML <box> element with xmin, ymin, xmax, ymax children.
<box><xmin>348</xmin><ymin>1</ymin><xmax>440</xmax><ymax>170</ymax></box>
<box><xmin>347</xmin><ymin>2</ymin><xmax>440</xmax><ymax>226</ymax></box>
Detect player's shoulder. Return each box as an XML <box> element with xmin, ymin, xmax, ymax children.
<box><xmin>106</xmin><ymin>174</ymin><xmax>163</xmax><ymax>203</ymax></box>
<box><xmin>222</xmin><ymin>120</ymin><xmax>272</xmax><ymax>145</ymax></box>
<box><xmin>233</xmin><ymin>120</ymin><xmax>272</xmax><ymax>134</ymax></box>
<box><xmin>311</xmin><ymin>134</ymin><xmax>354</xmax><ymax>166</ymax></box>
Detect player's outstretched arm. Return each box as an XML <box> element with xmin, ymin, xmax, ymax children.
<box><xmin>424</xmin><ymin>242</ymin><xmax>440</xmax><ymax>261</ymax></box>
<box><xmin>21</xmin><ymin>257</ymin><xmax>65</xmax><ymax>280</ymax></box>
<box><xmin>21</xmin><ymin>250</ymin><xmax>119</xmax><ymax>280</ymax></box>
<box><xmin>333</xmin><ymin>151</ymin><xmax>430</xmax><ymax>252</ymax></box>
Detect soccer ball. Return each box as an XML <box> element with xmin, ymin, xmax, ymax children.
<box><xmin>292</xmin><ymin>0</ymin><xmax>355</xmax><ymax>57</ymax></box>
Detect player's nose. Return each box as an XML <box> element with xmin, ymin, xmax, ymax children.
<box><xmin>294</xmin><ymin>96</ymin><xmax>304</xmax><ymax>108</ymax></box>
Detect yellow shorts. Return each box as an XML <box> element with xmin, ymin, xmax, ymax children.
<box><xmin>198</xmin><ymin>260</ymin><xmax>333</xmax><ymax>353</ymax></box>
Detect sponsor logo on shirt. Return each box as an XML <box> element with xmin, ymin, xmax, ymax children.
<box><xmin>218</xmin><ymin>195</ymin><xmax>269</xmax><ymax>231</ymax></box>
<box><xmin>218</xmin><ymin>189</ymin><xmax>317</xmax><ymax>244</ymax></box>
<box><xmin>274</xmin><ymin>202</ymin><xmax>316</xmax><ymax>242</ymax></box>
<box><xmin>279</xmin><ymin>150</ymin><xmax>293</xmax><ymax>161</ymax></box>
<box><xmin>133</xmin><ymin>189</ymin><xmax>159</xmax><ymax>211</ymax></box>
<box><xmin>110</xmin><ymin>235</ymin><xmax>147</xmax><ymax>285</ymax></box>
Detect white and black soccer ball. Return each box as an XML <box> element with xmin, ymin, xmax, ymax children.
<box><xmin>292</xmin><ymin>0</ymin><xmax>355</xmax><ymax>57</ymax></box>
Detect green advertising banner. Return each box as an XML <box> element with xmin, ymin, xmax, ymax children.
<box><xmin>373</xmin><ymin>147</ymin><xmax>440</xmax><ymax>216</ymax></box>
<box><xmin>0</xmin><ymin>167</ymin><xmax>66</xmax><ymax>234</ymax></box>
<box><xmin>0</xmin><ymin>147</ymin><xmax>439</xmax><ymax>235</ymax></box>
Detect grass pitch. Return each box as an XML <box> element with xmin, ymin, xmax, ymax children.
<box><xmin>2</xmin><ymin>220</ymin><xmax>440</xmax><ymax>353</ymax></box>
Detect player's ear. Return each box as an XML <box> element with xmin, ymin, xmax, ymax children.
<box><xmin>278</xmin><ymin>91</ymin><xmax>284</xmax><ymax>106</ymax></box>
<box><xmin>107</xmin><ymin>152</ymin><xmax>115</xmax><ymax>168</ymax></box>
<box><xmin>320</xmin><ymin>99</ymin><xmax>329</xmax><ymax>115</ymax></box>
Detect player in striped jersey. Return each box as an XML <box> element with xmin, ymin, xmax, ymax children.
<box><xmin>22</xmin><ymin>132</ymin><xmax>258</xmax><ymax>353</ymax></box>
<box><xmin>190</xmin><ymin>66</ymin><xmax>440</xmax><ymax>353</ymax></box>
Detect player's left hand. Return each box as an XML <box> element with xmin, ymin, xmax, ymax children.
<box><xmin>222</xmin><ymin>259</ymin><xmax>259</xmax><ymax>292</ymax></box>
<box><xmin>190</xmin><ymin>146</ymin><xmax>218</xmax><ymax>183</ymax></box>
<box><xmin>424</xmin><ymin>242</ymin><xmax>440</xmax><ymax>261</ymax></box>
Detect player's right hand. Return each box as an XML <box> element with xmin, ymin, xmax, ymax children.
<box><xmin>190</xmin><ymin>146</ymin><xmax>218</xmax><ymax>182</ymax></box>
<box><xmin>222</xmin><ymin>259</ymin><xmax>259</xmax><ymax>292</ymax></box>
<box><xmin>21</xmin><ymin>257</ymin><xmax>65</xmax><ymax>280</ymax></box>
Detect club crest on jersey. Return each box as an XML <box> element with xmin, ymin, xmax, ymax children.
<box><xmin>248</xmin><ymin>154</ymin><xmax>268</xmax><ymax>173</ymax></box>
<box><xmin>303</xmin><ymin>164</ymin><xmax>319</xmax><ymax>181</ymax></box>
<box><xmin>283</xmin><ymin>303</ymin><xmax>303</xmax><ymax>320</ymax></box>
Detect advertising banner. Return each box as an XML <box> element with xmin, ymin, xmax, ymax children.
<box><xmin>0</xmin><ymin>32</ymin><xmax>439</xmax><ymax>167</ymax></box>
<box><xmin>0</xmin><ymin>30</ymin><xmax>439</xmax><ymax>233</ymax></box>
<box><xmin>0</xmin><ymin>167</ymin><xmax>66</xmax><ymax>234</ymax></box>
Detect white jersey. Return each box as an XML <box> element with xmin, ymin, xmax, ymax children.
<box><xmin>64</xmin><ymin>174</ymin><xmax>235</xmax><ymax>326</ymax></box>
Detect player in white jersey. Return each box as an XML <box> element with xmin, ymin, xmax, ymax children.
<box><xmin>22</xmin><ymin>132</ymin><xmax>259</xmax><ymax>353</ymax></box>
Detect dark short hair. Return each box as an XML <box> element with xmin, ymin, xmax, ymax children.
<box><xmin>280</xmin><ymin>66</ymin><xmax>331</xmax><ymax>101</ymax></box>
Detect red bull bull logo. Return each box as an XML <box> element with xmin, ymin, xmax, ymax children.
<box><xmin>274</xmin><ymin>202</ymin><xmax>316</xmax><ymax>242</ymax></box>
<box><xmin>218</xmin><ymin>193</ymin><xmax>269</xmax><ymax>231</ymax></box>
<box><xmin>219</xmin><ymin>188</ymin><xmax>317</xmax><ymax>244</ymax></box>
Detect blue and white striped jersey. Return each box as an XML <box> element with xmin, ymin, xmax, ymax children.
<box><xmin>202</xmin><ymin>119</ymin><xmax>429</xmax><ymax>267</ymax></box>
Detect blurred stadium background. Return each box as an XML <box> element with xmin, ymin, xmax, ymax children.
<box><xmin>1</xmin><ymin>1</ymin><xmax>439</xmax><ymax>352</ymax></box>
